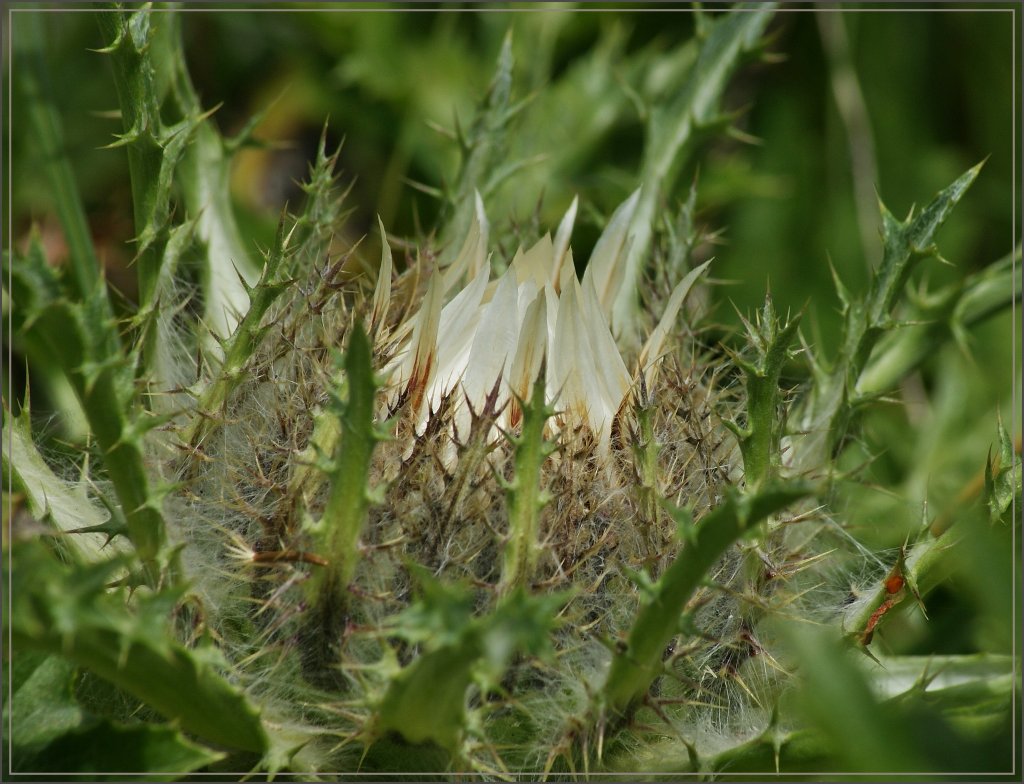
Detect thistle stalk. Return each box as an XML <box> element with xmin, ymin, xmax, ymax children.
<box><xmin>299</xmin><ymin>323</ymin><xmax>384</xmax><ymax>687</ymax></box>
<box><xmin>499</xmin><ymin>372</ymin><xmax>556</xmax><ymax>594</ymax></box>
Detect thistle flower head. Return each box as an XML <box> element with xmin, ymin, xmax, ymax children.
<box><xmin>381</xmin><ymin>188</ymin><xmax>707</xmax><ymax>459</ymax></box>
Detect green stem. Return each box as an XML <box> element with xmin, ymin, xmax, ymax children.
<box><xmin>601</xmin><ymin>482</ymin><xmax>809</xmax><ymax>717</ymax></box>
<box><xmin>96</xmin><ymin>6</ymin><xmax>167</xmax><ymax>309</ymax></box>
<box><xmin>17</xmin><ymin>13</ymin><xmax>117</xmax><ymax>344</ymax></box>
<box><xmin>500</xmin><ymin>375</ymin><xmax>555</xmax><ymax>593</ymax></box>
<box><xmin>299</xmin><ymin>324</ymin><xmax>382</xmax><ymax>687</ymax></box>
<box><xmin>633</xmin><ymin>393</ymin><xmax>661</xmax><ymax>537</ymax></box>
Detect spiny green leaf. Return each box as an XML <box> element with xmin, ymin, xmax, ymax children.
<box><xmin>299</xmin><ymin>322</ymin><xmax>385</xmax><ymax>688</ymax></box>
<box><xmin>7</xmin><ymin>540</ymin><xmax>268</xmax><ymax>753</ymax></box>
<box><xmin>19</xmin><ymin>721</ymin><xmax>223</xmax><ymax>779</ymax></box>
<box><xmin>732</xmin><ymin>296</ymin><xmax>802</xmax><ymax>489</ymax></box>
<box><xmin>3</xmin><ymin>653</ymin><xmax>222</xmax><ymax>778</ymax></box>
<box><xmin>3</xmin><ymin>655</ymin><xmax>84</xmax><ymax>767</ymax></box>
<box><xmin>309</xmin><ymin>321</ymin><xmax>381</xmax><ymax>586</ymax></box>
<box><xmin>375</xmin><ymin>587</ymin><xmax>562</xmax><ymax>752</ymax></box>
<box><xmin>97</xmin><ymin>6</ymin><xmax>170</xmax><ymax>309</ymax></box>
<box><xmin>181</xmin><ymin>213</ymin><xmax>295</xmax><ymax>457</ymax></box>
<box><xmin>601</xmin><ymin>481</ymin><xmax>810</xmax><ymax>717</ymax></box>
<box><xmin>630</xmin><ymin>381</ymin><xmax>663</xmax><ymax>542</ymax></box>
<box><xmin>777</xmin><ymin>624</ymin><xmax>1010</xmax><ymax>773</ymax></box>
<box><xmin>8</xmin><ymin>271</ymin><xmax>165</xmax><ymax>566</ymax></box>
<box><xmin>793</xmin><ymin>165</ymin><xmax>983</xmax><ymax>471</ymax></box>
<box><xmin>388</xmin><ymin>565</ymin><xmax>476</xmax><ymax>649</ymax></box>
<box><xmin>440</xmin><ymin>31</ymin><xmax>515</xmax><ymax>259</ymax></box>
<box><xmin>860</xmin><ymin>162</ymin><xmax>983</xmax><ymax>369</ymax></box>
<box><xmin>1</xmin><ymin>404</ymin><xmax>114</xmax><ymax>562</ymax></box>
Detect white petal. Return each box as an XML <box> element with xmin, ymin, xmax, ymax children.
<box><xmin>470</xmin><ymin>190</ymin><xmax>490</xmax><ymax>280</ymax></box>
<box><xmin>543</xmin><ymin>283</ymin><xmax>560</xmax><ymax>404</ymax></box>
<box><xmin>512</xmin><ymin>234</ymin><xmax>554</xmax><ymax>289</ymax></box>
<box><xmin>553</xmin><ymin>276</ymin><xmax>605</xmax><ymax>434</ymax></box>
<box><xmin>638</xmin><ymin>260</ymin><xmax>711</xmax><ymax>380</ymax></box>
<box><xmin>418</xmin><ymin>264</ymin><xmax>492</xmax><ymax>418</ymax></box>
<box><xmin>581</xmin><ymin>271</ymin><xmax>631</xmax><ymax>432</ymax></box>
<box><xmin>404</xmin><ymin>272</ymin><xmax>444</xmax><ymax>418</ymax></box>
<box><xmin>552</xmin><ymin>195</ymin><xmax>578</xmax><ymax>286</ymax></box>
<box><xmin>463</xmin><ymin>268</ymin><xmax>520</xmax><ymax>415</ymax></box>
<box><xmin>558</xmin><ymin>247</ymin><xmax>577</xmax><ymax>295</ymax></box>
<box><xmin>584</xmin><ymin>188</ymin><xmax>640</xmax><ymax>315</ymax></box>
<box><xmin>509</xmin><ymin>288</ymin><xmax>548</xmax><ymax>403</ymax></box>
<box><xmin>370</xmin><ymin>215</ymin><xmax>393</xmax><ymax>333</ymax></box>
<box><xmin>436</xmin><ymin>264</ymin><xmax>490</xmax><ymax>373</ymax></box>
<box><xmin>442</xmin><ymin>191</ymin><xmax>489</xmax><ymax>293</ymax></box>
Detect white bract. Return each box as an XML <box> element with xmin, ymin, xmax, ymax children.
<box><xmin>379</xmin><ymin>190</ymin><xmax>709</xmax><ymax>453</ymax></box>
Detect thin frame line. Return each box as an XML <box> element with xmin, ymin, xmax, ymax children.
<box><xmin>3</xmin><ymin>2</ymin><xmax>1019</xmax><ymax>780</ymax></box>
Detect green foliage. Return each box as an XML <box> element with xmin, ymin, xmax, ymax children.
<box><xmin>438</xmin><ymin>31</ymin><xmax>519</xmax><ymax>257</ymax></box>
<box><xmin>376</xmin><ymin>575</ymin><xmax>562</xmax><ymax>755</ymax></box>
<box><xmin>2</xmin><ymin>403</ymin><xmax>116</xmax><ymax>562</ymax></box>
<box><xmin>629</xmin><ymin>377</ymin><xmax>662</xmax><ymax>539</ymax></box>
<box><xmin>14</xmin><ymin>14</ymin><xmax>113</xmax><ymax>314</ymax></box>
<box><xmin>4</xmin><ymin>653</ymin><xmax>224</xmax><ymax>778</ymax></box>
<box><xmin>5</xmin><ymin>235</ymin><xmax>166</xmax><ymax>570</ymax></box>
<box><xmin>7</xmin><ymin>540</ymin><xmax>268</xmax><ymax>753</ymax></box>
<box><xmin>778</xmin><ymin>626</ymin><xmax>1016</xmax><ymax>774</ymax></box>
<box><xmin>601</xmin><ymin>481</ymin><xmax>811</xmax><ymax>718</ymax></box>
<box><xmin>18</xmin><ymin>720</ymin><xmax>223</xmax><ymax>780</ymax></box>
<box><xmin>795</xmin><ymin>164</ymin><xmax>985</xmax><ymax>472</ymax></box>
<box><xmin>783</xmin><ymin>624</ymin><xmax>930</xmax><ymax>772</ymax></box>
<box><xmin>614</xmin><ymin>3</ymin><xmax>775</xmax><ymax>337</ymax></box>
<box><xmin>857</xmin><ymin>246</ymin><xmax>1021</xmax><ymax>398</ymax></box>
<box><xmin>985</xmin><ymin>417</ymin><xmax>1022</xmax><ymax>524</ymax></box>
<box><xmin>180</xmin><ymin>213</ymin><xmax>296</xmax><ymax>458</ymax></box>
<box><xmin>307</xmin><ymin>322</ymin><xmax>384</xmax><ymax>592</ymax></box>
<box><xmin>299</xmin><ymin>322</ymin><xmax>388</xmax><ymax>688</ymax></box>
<box><xmin>97</xmin><ymin>5</ymin><xmax>258</xmax><ymax>353</ymax></box>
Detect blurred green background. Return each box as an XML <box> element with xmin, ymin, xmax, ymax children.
<box><xmin>9</xmin><ymin>6</ymin><xmax>1017</xmax><ymax>324</ymax></box>
<box><xmin>7</xmin><ymin>0</ymin><xmax>1019</xmax><ymax>685</ymax></box>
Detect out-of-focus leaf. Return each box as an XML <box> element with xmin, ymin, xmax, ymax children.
<box><xmin>18</xmin><ymin>721</ymin><xmax>222</xmax><ymax>779</ymax></box>
<box><xmin>3</xmin><ymin>652</ymin><xmax>222</xmax><ymax>778</ymax></box>
<box><xmin>1</xmin><ymin>404</ymin><xmax>116</xmax><ymax>561</ymax></box>
<box><xmin>4</xmin><ymin>655</ymin><xmax>84</xmax><ymax>767</ymax></box>
<box><xmin>375</xmin><ymin>581</ymin><xmax>562</xmax><ymax>752</ymax></box>
<box><xmin>782</xmin><ymin>626</ymin><xmax>922</xmax><ymax>770</ymax></box>
<box><xmin>6</xmin><ymin>540</ymin><xmax>267</xmax><ymax>754</ymax></box>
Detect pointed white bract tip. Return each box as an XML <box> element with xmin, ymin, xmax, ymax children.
<box><xmin>553</xmin><ymin>195</ymin><xmax>579</xmax><ymax>282</ymax></box>
<box><xmin>549</xmin><ymin>271</ymin><xmax>630</xmax><ymax>450</ymax></box>
<box><xmin>474</xmin><ymin>189</ymin><xmax>488</xmax><ymax>232</ymax></box>
<box><xmin>558</xmin><ymin>248</ymin><xmax>577</xmax><ymax>295</ymax></box>
<box><xmin>638</xmin><ymin>260</ymin><xmax>711</xmax><ymax>382</ymax></box>
<box><xmin>586</xmin><ymin>189</ymin><xmax>642</xmax><ymax>317</ymax></box>
<box><xmin>469</xmin><ymin>195</ymin><xmax>490</xmax><ymax>282</ymax></box>
<box><xmin>443</xmin><ymin>193</ymin><xmax>490</xmax><ymax>292</ymax></box>
<box><xmin>509</xmin><ymin>290</ymin><xmax>548</xmax><ymax>404</ymax></box>
<box><xmin>371</xmin><ymin>215</ymin><xmax>393</xmax><ymax>332</ymax></box>
<box><xmin>403</xmin><ymin>272</ymin><xmax>444</xmax><ymax>420</ymax></box>
<box><xmin>462</xmin><ymin>267</ymin><xmax>520</xmax><ymax>416</ymax></box>
<box><xmin>511</xmin><ymin>234</ymin><xmax>554</xmax><ymax>289</ymax></box>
